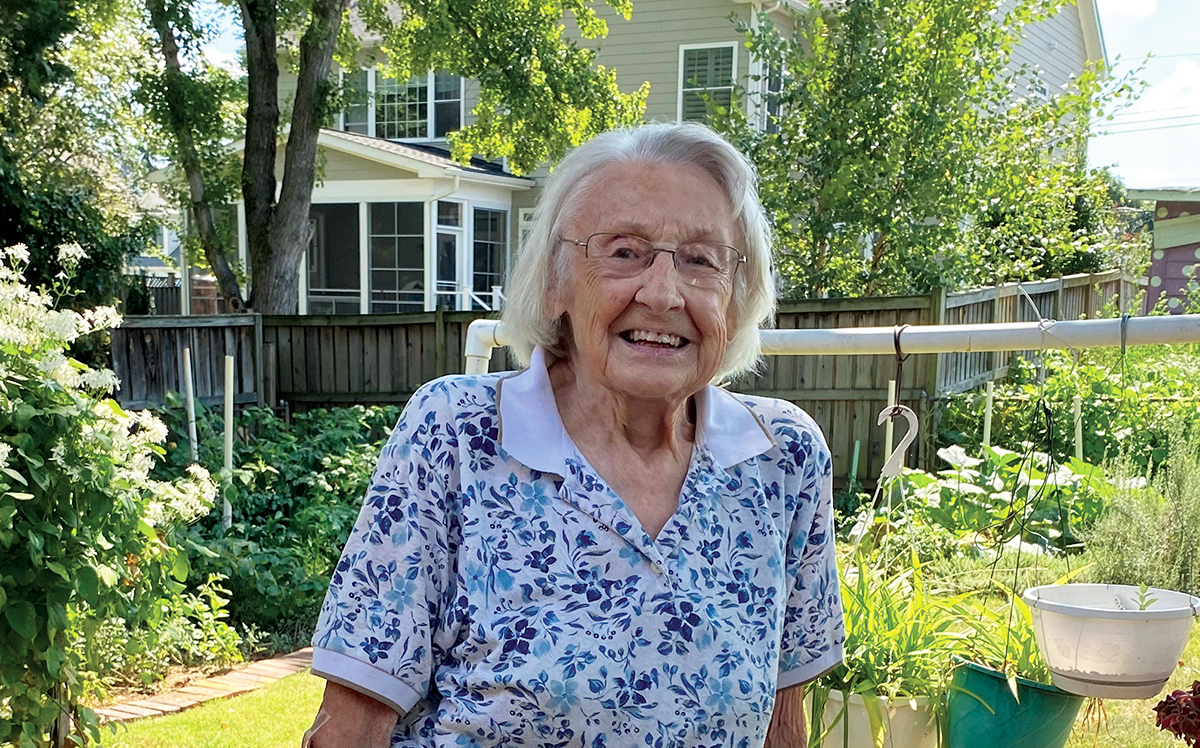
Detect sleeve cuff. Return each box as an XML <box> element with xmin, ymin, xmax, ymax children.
<box><xmin>311</xmin><ymin>647</ymin><xmax>424</xmax><ymax>715</ymax></box>
<box><xmin>777</xmin><ymin>644</ymin><xmax>844</xmax><ymax>691</ymax></box>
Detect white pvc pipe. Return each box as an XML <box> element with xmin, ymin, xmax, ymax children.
<box><xmin>223</xmin><ymin>355</ymin><xmax>234</xmax><ymax>531</ymax></box>
<box><xmin>183</xmin><ymin>346</ymin><xmax>198</xmax><ymax>461</ymax></box>
<box><xmin>1074</xmin><ymin>394</ymin><xmax>1083</xmax><ymax>461</ymax></box>
<box><xmin>983</xmin><ymin>380</ymin><xmax>995</xmax><ymax>448</ymax></box>
<box><xmin>462</xmin><ymin>315</ymin><xmax>1200</xmax><ymax>375</ymax></box>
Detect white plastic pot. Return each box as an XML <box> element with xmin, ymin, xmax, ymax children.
<box><xmin>808</xmin><ymin>690</ymin><xmax>937</xmax><ymax>748</ymax></box>
<box><xmin>1023</xmin><ymin>583</ymin><xmax>1200</xmax><ymax>699</ymax></box>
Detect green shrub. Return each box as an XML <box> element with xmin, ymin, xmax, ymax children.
<box><xmin>0</xmin><ymin>244</ymin><xmax>218</xmax><ymax>746</ymax></box>
<box><xmin>152</xmin><ymin>399</ymin><xmax>400</xmax><ymax>632</ymax></box>
<box><xmin>1085</xmin><ymin>427</ymin><xmax>1200</xmax><ymax>597</ymax></box>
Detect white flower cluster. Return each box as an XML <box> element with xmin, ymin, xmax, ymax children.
<box><xmin>57</xmin><ymin>242</ymin><xmax>88</xmax><ymax>269</ymax></box>
<box><xmin>144</xmin><ymin>464</ymin><xmax>218</xmax><ymax>528</ymax></box>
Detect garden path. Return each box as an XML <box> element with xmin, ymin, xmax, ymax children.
<box><xmin>93</xmin><ymin>647</ymin><xmax>314</xmax><ymax>724</ymax></box>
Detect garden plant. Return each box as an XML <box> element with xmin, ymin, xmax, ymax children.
<box><xmin>0</xmin><ymin>244</ymin><xmax>219</xmax><ymax>747</ymax></box>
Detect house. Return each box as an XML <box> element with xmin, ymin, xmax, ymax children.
<box><xmin>174</xmin><ymin>0</ymin><xmax>1106</xmax><ymax>315</ymax></box>
<box><xmin>1128</xmin><ymin>187</ymin><xmax>1200</xmax><ymax>313</ymax></box>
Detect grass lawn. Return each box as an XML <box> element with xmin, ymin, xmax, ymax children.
<box><xmin>94</xmin><ymin>626</ymin><xmax>1200</xmax><ymax>747</ymax></box>
<box><xmin>96</xmin><ymin>671</ymin><xmax>325</xmax><ymax>748</ymax></box>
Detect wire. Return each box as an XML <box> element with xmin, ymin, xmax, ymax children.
<box><xmin>1102</xmin><ymin>112</ymin><xmax>1200</xmax><ymax>127</ymax></box>
<box><xmin>1097</xmin><ymin>121</ymin><xmax>1200</xmax><ymax>135</ymax></box>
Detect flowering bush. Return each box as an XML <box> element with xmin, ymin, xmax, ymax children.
<box><xmin>1155</xmin><ymin>681</ymin><xmax>1200</xmax><ymax>746</ymax></box>
<box><xmin>0</xmin><ymin>244</ymin><xmax>218</xmax><ymax>746</ymax></box>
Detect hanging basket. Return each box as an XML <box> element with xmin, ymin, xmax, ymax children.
<box><xmin>808</xmin><ymin>689</ymin><xmax>938</xmax><ymax>748</ymax></box>
<box><xmin>1022</xmin><ymin>583</ymin><xmax>1200</xmax><ymax>699</ymax></box>
<box><xmin>946</xmin><ymin>660</ymin><xmax>1082</xmax><ymax>748</ymax></box>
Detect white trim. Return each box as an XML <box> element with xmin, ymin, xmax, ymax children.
<box><xmin>747</xmin><ymin>9</ymin><xmax>764</xmax><ymax>129</ymax></box>
<box><xmin>358</xmin><ymin>201</ymin><xmax>370</xmax><ymax>314</ymax></box>
<box><xmin>677</xmin><ymin>41</ymin><xmax>740</xmax><ymax>123</ymax></box>
<box><xmin>1129</xmin><ymin>189</ymin><xmax>1200</xmax><ymax>203</ymax></box>
<box><xmin>298</xmin><ymin>242</ymin><xmax>308</xmax><ymax>315</ymax></box>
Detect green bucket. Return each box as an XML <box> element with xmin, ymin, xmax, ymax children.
<box><xmin>947</xmin><ymin>660</ymin><xmax>1084</xmax><ymax>748</ymax></box>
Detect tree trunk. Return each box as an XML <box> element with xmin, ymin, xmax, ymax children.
<box><xmin>147</xmin><ymin>0</ymin><xmax>245</xmax><ymax>311</ymax></box>
<box><xmin>244</xmin><ymin>0</ymin><xmax>348</xmax><ymax>314</ymax></box>
<box><xmin>238</xmin><ymin>0</ymin><xmax>279</xmax><ymax>310</ymax></box>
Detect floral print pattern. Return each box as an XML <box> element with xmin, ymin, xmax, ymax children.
<box><xmin>312</xmin><ymin>356</ymin><xmax>842</xmax><ymax>748</ymax></box>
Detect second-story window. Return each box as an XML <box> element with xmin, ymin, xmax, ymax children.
<box><xmin>678</xmin><ymin>43</ymin><xmax>737</xmax><ymax>123</ymax></box>
<box><xmin>340</xmin><ymin>69</ymin><xmax>463</xmax><ymax>141</ymax></box>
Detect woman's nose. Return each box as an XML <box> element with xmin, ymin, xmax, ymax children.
<box><xmin>634</xmin><ymin>252</ymin><xmax>685</xmax><ymax>310</ymax></box>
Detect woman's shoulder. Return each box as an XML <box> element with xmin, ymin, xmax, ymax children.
<box><xmin>723</xmin><ymin>391</ymin><xmax>830</xmax><ymax>453</ymax></box>
<box><xmin>406</xmin><ymin>371</ymin><xmax>510</xmax><ymax>413</ymax></box>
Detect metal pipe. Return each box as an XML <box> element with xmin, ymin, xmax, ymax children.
<box><xmin>461</xmin><ymin>315</ymin><xmax>1200</xmax><ymax>375</ymax></box>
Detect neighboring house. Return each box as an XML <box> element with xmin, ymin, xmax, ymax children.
<box><xmin>1128</xmin><ymin>187</ymin><xmax>1200</xmax><ymax>313</ymax></box>
<box><xmin>186</xmin><ymin>0</ymin><xmax>1105</xmax><ymax>316</ymax></box>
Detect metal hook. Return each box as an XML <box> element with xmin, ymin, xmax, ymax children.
<box><xmin>877</xmin><ymin>404</ymin><xmax>919</xmax><ymax>481</ymax></box>
<box><xmin>893</xmin><ymin>324</ymin><xmax>910</xmax><ymax>362</ymax></box>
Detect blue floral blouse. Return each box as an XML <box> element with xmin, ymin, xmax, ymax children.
<box><xmin>311</xmin><ymin>348</ymin><xmax>843</xmax><ymax>748</ymax></box>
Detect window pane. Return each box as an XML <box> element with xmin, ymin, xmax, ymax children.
<box><xmin>370</xmin><ymin>203</ymin><xmax>394</xmax><ymax>235</ymax></box>
<box><xmin>434</xmin><ymin>74</ymin><xmax>461</xmax><ymax>100</ymax></box>
<box><xmin>472</xmin><ymin>209</ymin><xmax>507</xmax><ymax>295</ymax></box>
<box><xmin>371</xmin><ymin>237</ymin><xmax>395</xmax><ymax>268</ymax></box>
<box><xmin>396</xmin><ymin>237</ymin><xmax>424</xmax><ymax>269</ymax></box>
<box><xmin>434</xmin><ymin>100</ymin><xmax>460</xmax><ymax>138</ymax></box>
<box><xmin>376</xmin><ymin>73</ymin><xmax>428</xmax><ymax>139</ymax></box>
<box><xmin>395</xmin><ymin>202</ymin><xmax>424</xmax><ymax>234</ymax></box>
<box><xmin>437</xmin><ymin>201</ymin><xmax>462</xmax><ymax>227</ymax></box>
<box><xmin>681</xmin><ymin>47</ymin><xmax>735</xmax><ymax>123</ymax></box>
<box><xmin>372</xmin><ymin>269</ymin><xmax>396</xmax><ymax>291</ymax></box>
<box><xmin>342</xmin><ymin>70</ymin><xmax>369</xmax><ymax>133</ymax></box>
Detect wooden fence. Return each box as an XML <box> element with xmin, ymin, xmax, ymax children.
<box><xmin>109</xmin><ymin>270</ymin><xmax>1142</xmax><ymax>485</ymax></box>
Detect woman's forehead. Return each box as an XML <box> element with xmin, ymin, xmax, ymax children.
<box><xmin>567</xmin><ymin>161</ymin><xmax>736</xmax><ymax>240</ymax></box>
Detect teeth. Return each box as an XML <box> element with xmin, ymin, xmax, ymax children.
<box><xmin>628</xmin><ymin>330</ymin><xmax>683</xmax><ymax>347</ymax></box>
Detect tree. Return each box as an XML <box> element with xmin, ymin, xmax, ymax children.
<box><xmin>711</xmin><ymin>0</ymin><xmax>1137</xmax><ymax>298</ymax></box>
<box><xmin>142</xmin><ymin>0</ymin><xmax>648</xmax><ymax>314</ymax></box>
<box><xmin>0</xmin><ymin>0</ymin><xmax>154</xmax><ymax>311</ymax></box>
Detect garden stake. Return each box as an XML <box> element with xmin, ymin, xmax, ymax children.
<box><xmin>223</xmin><ymin>354</ymin><xmax>234</xmax><ymax>531</ymax></box>
<box><xmin>1074</xmin><ymin>394</ymin><xmax>1083</xmax><ymax>461</ymax></box>
<box><xmin>183</xmin><ymin>346</ymin><xmax>198</xmax><ymax>461</ymax></box>
<box><xmin>983</xmin><ymin>380</ymin><xmax>995</xmax><ymax>447</ymax></box>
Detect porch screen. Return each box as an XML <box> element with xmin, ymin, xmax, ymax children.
<box><xmin>307</xmin><ymin>203</ymin><xmax>360</xmax><ymax>314</ymax></box>
<box><xmin>370</xmin><ymin>202</ymin><xmax>425</xmax><ymax>313</ymax></box>
<box><xmin>473</xmin><ymin>209</ymin><xmax>507</xmax><ymax>308</ymax></box>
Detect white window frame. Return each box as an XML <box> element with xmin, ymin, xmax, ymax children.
<box><xmin>677</xmin><ymin>42</ymin><xmax>740</xmax><ymax>123</ymax></box>
<box><xmin>339</xmin><ymin>68</ymin><xmax>464</xmax><ymax>142</ymax></box>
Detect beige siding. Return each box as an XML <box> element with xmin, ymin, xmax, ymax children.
<box><xmin>567</xmin><ymin>0</ymin><xmax>752</xmax><ymax>123</ymax></box>
<box><xmin>268</xmin><ymin>144</ymin><xmax>418</xmax><ymax>183</ymax></box>
<box><xmin>1007</xmin><ymin>1</ymin><xmax>1090</xmax><ymax>98</ymax></box>
<box><xmin>317</xmin><ymin>147</ymin><xmax>418</xmax><ymax>181</ymax></box>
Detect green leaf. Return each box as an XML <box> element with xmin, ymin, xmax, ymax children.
<box><xmin>45</xmin><ymin>561</ymin><xmax>69</xmax><ymax>580</ymax></box>
<box><xmin>5</xmin><ymin>600</ymin><xmax>36</xmax><ymax>639</ymax></box>
<box><xmin>171</xmin><ymin>552</ymin><xmax>190</xmax><ymax>583</ymax></box>
<box><xmin>75</xmin><ymin>566</ymin><xmax>98</xmax><ymax>605</ymax></box>
<box><xmin>6</xmin><ymin>492</ymin><xmax>33</xmax><ymax>501</ymax></box>
<box><xmin>96</xmin><ymin>565</ymin><xmax>119</xmax><ymax>588</ymax></box>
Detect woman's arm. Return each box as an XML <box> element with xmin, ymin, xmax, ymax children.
<box><xmin>764</xmin><ymin>684</ymin><xmax>807</xmax><ymax>748</ymax></box>
<box><xmin>305</xmin><ymin>681</ymin><xmax>399</xmax><ymax>748</ymax></box>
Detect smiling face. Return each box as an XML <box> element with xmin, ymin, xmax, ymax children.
<box><xmin>551</xmin><ymin>160</ymin><xmax>739</xmax><ymax>403</ymax></box>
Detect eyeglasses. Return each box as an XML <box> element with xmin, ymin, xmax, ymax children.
<box><xmin>561</xmin><ymin>232</ymin><xmax>746</xmax><ymax>285</ymax></box>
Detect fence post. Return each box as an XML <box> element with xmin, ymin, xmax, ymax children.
<box><xmin>263</xmin><ymin>342</ymin><xmax>277</xmax><ymax>409</ymax></box>
<box><xmin>253</xmin><ymin>313</ymin><xmax>265</xmax><ymax>407</ymax></box>
<box><xmin>435</xmin><ymin>305</ymin><xmax>447</xmax><ymax>377</ymax></box>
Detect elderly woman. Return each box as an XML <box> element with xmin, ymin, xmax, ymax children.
<box><xmin>307</xmin><ymin>123</ymin><xmax>843</xmax><ymax>748</ymax></box>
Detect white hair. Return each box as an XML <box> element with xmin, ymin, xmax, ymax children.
<box><xmin>501</xmin><ymin>122</ymin><xmax>776</xmax><ymax>381</ymax></box>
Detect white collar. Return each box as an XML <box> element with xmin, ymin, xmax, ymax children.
<box><xmin>496</xmin><ymin>347</ymin><xmax>776</xmax><ymax>475</ymax></box>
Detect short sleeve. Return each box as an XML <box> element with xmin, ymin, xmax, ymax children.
<box><xmin>310</xmin><ymin>384</ymin><xmax>462</xmax><ymax>714</ymax></box>
<box><xmin>775</xmin><ymin>425</ymin><xmax>844</xmax><ymax>690</ymax></box>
